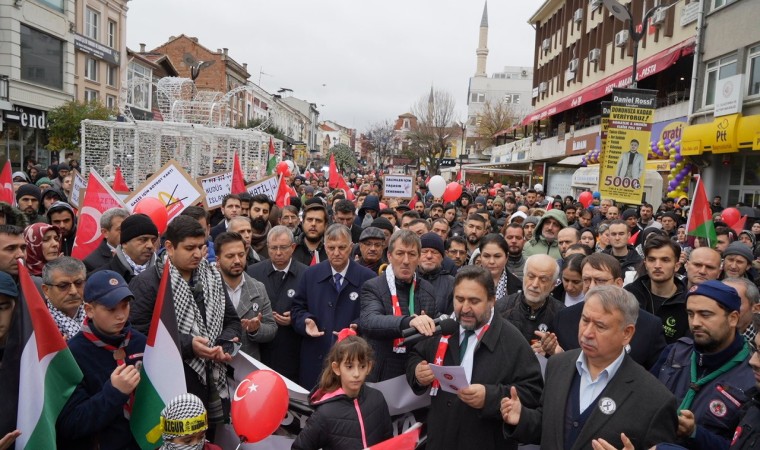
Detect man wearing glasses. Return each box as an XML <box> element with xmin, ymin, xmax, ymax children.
<box><xmin>539</xmin><ymin>253</ymin><xmax>667</xmax><ymax>370</ymax></box>
<box><xmin>248</xmin><ymin>225</ymin><xmax>307</xmax><ymax>383</ymax></box>
<box><xmin>42</xmin><ymin>257</ymin><xmax>87</xmax><ymax>340</ymax></box>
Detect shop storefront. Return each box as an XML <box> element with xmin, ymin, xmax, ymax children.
<box><xmin>0</xmin><ymin>106</ymin><xmax>52</xmax><ymax>172</ymax></box>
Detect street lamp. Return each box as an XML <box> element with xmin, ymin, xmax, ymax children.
<box><xmin>603</xmin><ymin>0</ymin><xmax>677</xmax><ymax>88</ymax></box>
<box><xmin>458</xmin><ymin>122</ymin><xmax>467</xmax><ymax>181</ymax></box>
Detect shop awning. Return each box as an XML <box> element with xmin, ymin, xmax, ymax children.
<box><xmin>558</xmin><ymin>155</ymin><xmax>586</xmax><ymax>165</ymax></box>
<box><xmin>523</xmin><ymin>37</ymin><xmax>696</xmax><ymax>125</ymax></box>
<box><xmin>682</xmin><ymin>113</ymin><xmax>760</xmax><ymax>156</ymax></box>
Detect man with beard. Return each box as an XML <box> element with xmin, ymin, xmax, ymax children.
<box><xmin>446</xmin><ymin>236</ymin><xmax>468</xmax><ymax>268</ymax></box>
<box><xmin>248</xmin><ymin>194</ymin><xmax>272</xmax><ymax>260</ymax></box>
<box><xmin>15</xmin><ymin>183</ymin><xmax>45</xmax><ymax>224</ymax></box>
<box><xmin>215</xmin><ymin>232</ymin><xmax>275</xmax><ymax>360</ymax></box>
<box><xmin>355</xmin><ymin>227</ymin><xmax>386</xmax><ymax>273</ymax></box>
<box><xmin>464</xmin><ymin>214</ymin><xmax>488</xmax><ymax>257</ymax></box>
<box><xmin>279</xmin><ymin>205</ymin><xmax>301</xmax><ymax>238</ymax></box>
<box><xmin>228</xmin><ymin>216</ymin><xmax>262</xmax><ymax>266</ymax></box>
<box><xmin>92</xmin><ymin>213</ymin><xmax>158</xmax><ymax>283</ymax></box>
<box><xmin>639</xmin><ymin>203</ymin><xmax>655</xmax><ymax>228</ymax></box>
<box><xmin>47</xmin><ymin>201</ymin><xmax>77</xmax><ymax>256</ymax></box>
<box><xmin>407</xmin><ymin>266</ymin><xmax>543</xmax><ymax>450</ymax></box>
<box><xmin>497</xmin><ymin>254</ymin><xmax>565</xmax><ymax>345</ymax></box>
<box><xmin>523</xmin><ymin>209</ymin><xmax>567</xmax><ymax>260</ymax></box>
<box><xmin>572</xmin><ymin>208</ymin><xmax>593</xmax><ymax>230</ymax></box>
<box><xmin>563</xmin><ymin>203</ymin><xmax>577</xmax><ymax>227</ymax></box>
<box><xmin>360</xmin><ymin>230</ymin><xmax>439</xmax><ymax>382</ymax></box>
<box><xmin>210</xmin><ymin>194</ymin><xmax>242</xmax><ymax>241</ymax></box>
<box><xmin>653</xmin><ymin>281</ymin><xmax>755</xmax><ymax>450</ymax></box>
<box><xmin>429</xmin><ymin>203</ymin><xmax>444</xmax><ymax>220</ymax></box>
<box><xmin>418</xmin><ymin>232</ymin><xmax>455</xmax><ymax>314</ymax></box>
<box><xmin>523</xmin><ymin>189</ymin><xmax>538</xmax><ymax>209</ymax></box>
<box><xmin>52</xmin><ymin>162</ymin><xmax>70</xmax><ymax>190</ymax></box>
<box><xmin>504</xmin><ymin>223</ymin><xmax>526</xmax><ymax>279</ymax></box>
<box><xmin>292</xmin><ymin>204</ymin><xmax>328</xmax><ymax>266</ymax></box>
<box><xmin>602</xmin><ymin>220</ymin><xmax>642</xmax><ymax>278</ymax></box>
<box><xmin>722</xmin><ymin>242</ymin><xmax>756</xmax><ymax>283</ymax></box>
<box><xmin>626</xmin><ymin>235</ymin><xmax>688</xmax><ymax>344</ymax></box>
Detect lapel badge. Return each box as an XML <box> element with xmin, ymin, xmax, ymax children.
<box><xmin>349</xmin><ymin>292</ymin><xmax>359</xmax><ymax>301</ymax></box>
<box><xmin>287</xmin><ymin>289</ymin><xmax>295</xmax><ymax>298</ymax></box>
<box><xmin>598</xmin><ymin>397</ymin><xmax>616</xmax><ymax>415</ymax></box>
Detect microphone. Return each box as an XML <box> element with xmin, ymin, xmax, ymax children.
<box><xmin>402</xmin><ymin>318</ymin><xmax>458</xmax><ymax>347</ymax></box>
<box><xmin>401</xmin><ymin>314</ymin><xmax>450</xmax><ymax>338</ymax></box>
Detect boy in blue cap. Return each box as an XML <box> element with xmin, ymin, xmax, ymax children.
<box><xmin>56</xmin><ymin>270</ymin><xmax>146</xmax><ymax>450</ymax></box>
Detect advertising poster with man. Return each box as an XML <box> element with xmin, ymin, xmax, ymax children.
<box><xmin>599</xmin><ymin>88</ymin><xmax>657</xmax><ymax>204</ymax></box>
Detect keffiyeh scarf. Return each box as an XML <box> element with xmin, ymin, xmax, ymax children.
<box><xmin>47</xmin><ymin>300</ymin><xmax>84</xmax><ymax>340</ymax></box>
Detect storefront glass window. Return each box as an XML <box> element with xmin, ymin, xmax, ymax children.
<box><xmin>0</xmin><ymin>123</ymin><xmax>50</xmax><ymax>171</ymax></box>
<box><xmin>744</xmin><ymin>156</ymin><xmax>760</xmax><ymax>186</ymax></box>
<box><xmin>749</xmin><ymin>46</ymin><xmax>760</xmax><ymax>96</ymax></box>
<box><xmin>730</xmin><ymin>155</ymin><xmax>744</xmax><ymax>185</ymax></box>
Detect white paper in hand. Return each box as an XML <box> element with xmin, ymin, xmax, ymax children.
<box><xmin>429</xmin><ymin>364</ymin><xmax>469</xmax><ymax>394</ymax></box>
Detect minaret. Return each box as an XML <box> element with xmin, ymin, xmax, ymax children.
<box><xmin>475</xmin><ymin>2</ymin><xmax>489</xmax><ymax>77</ymax></box>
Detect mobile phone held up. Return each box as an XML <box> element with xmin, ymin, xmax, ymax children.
<box><xmin>214</xmin><ymin>338</ymin><xmax>242</xmax><ymax>357</ymax></box>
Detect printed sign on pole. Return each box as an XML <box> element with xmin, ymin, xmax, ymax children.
<box><xmin>598</xmin><ymin>88</ymin><xmax>657</xmax><ymax>205</ymax></box>
<box><xmin>246</xmin><ymin>175</ymin><xmax>279</xmax><ymax>202</ymax></box>
<box><xmin>69</xmin><ymin>169</ymin><xmax>88</xmax><ymax>209</ymax></box>
<box><xmin>383</xmin><ymin>175</ymin><xmax>414</xmax><ymax>199</ymax></box>
<box><xmin>125</xmin><ymin>160</ymin><xmax>205</xmax><ymax>221</ymax></box>
<box><xmin>197</xmin><ymin>171</ymin><xmax>233</xmax><ymax>210</ymax></box>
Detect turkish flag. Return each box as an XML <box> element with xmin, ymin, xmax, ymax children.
<box><xmin>366</xmin><ymin>423</ymin><xmax>421</xmax><ymax>449</ymax></box>
<box><xmin>275</xmin><ymin>174</ymin><xmax>291</xmax><ymax>208</ymax></box>
<box><xmin>730</xmin><ymin>215</ymin><xmax>748</xmax><ymax>236</ymax></box>
<box><xmin>231</xmin><ymin>152</ymin><xmax>247</xmax><ymax>194</ymax></box>
<box><xmin>0</xmin><ymin>161</ymin><xmax>14</xmax><ymax>205</ymax></box>
<box><xmin>328</xmin><ymin>154</ymin><xmax>355</xmax><ymax>200</ymax></box>
<box><xmin>628</xmin><ymin>230</ymin><xmax>640</xmax><ymax>246</ymax></box>
<box><xmin>113</xmin><ymin>166</ymin><xmax>130</xmax><ymax>192</ymax></box>
<box><xmin>71</xmin><ymin>169</ymin><xmax>126</xmax><ymax>260</ymax></box>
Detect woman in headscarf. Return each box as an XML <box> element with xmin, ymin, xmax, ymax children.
<box><xmin>24</xmin><ymin>223</ymin><xmax>62</xmax><ymax>277</ymax></box>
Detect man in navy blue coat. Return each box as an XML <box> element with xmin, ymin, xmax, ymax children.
<box><xmin>291</xmin><ymin>223</ymin><xmax>376</xmax><ymax>389</ymax></box>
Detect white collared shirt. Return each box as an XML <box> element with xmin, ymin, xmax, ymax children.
<box><xmin>225</xmin><ymin>276</ymin><xmax>246</xmax><ymax>310</ymax></box>
<box><xmin>575</xmin><ymin>349</ymin><xmax>626</xmax><ymax>413</ymax></box>
<box><xmin>272</xmin><ymin>259</ymin><xmax>292</xmax><ymax>278</ymax></box>
<box><xmin>331</xmin><ymin>265</ymin><xmax>349</xmax><ymax>286</ymax></box>
<box><xmin>457</xmin><ymin>307</ymin><xmax>494</xmax><ymax>384</ymax></box>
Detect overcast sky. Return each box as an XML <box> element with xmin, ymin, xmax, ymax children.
<box><xmin>127</xmin><ymin>0</ymin><xmax>545</xmax><ymax>132</ymax></box>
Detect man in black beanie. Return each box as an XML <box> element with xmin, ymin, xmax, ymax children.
<box><xmin>417</xmin><ymin>232</ymin><xmax>455</xmax><ymax>314</ymax></box>
<box><xmin>92</xmin><ymin>213</ymin><xmax>158</xmax><ymax>283</ymax></box>
<box><xmin>15</xmin><ymin>183</ymin><xmax>45</xmax><ymax>224</ymax></box>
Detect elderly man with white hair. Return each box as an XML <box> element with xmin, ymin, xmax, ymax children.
<box><xmin>497</xmin><ymin>254</ymin><xmax>565</xmax><ymax>345</ymax></box>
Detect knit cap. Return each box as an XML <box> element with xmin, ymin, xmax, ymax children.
<box><xmin>120</xmin><ymin>213</ymin><xmax>159</xmax><ymax>244</ymax></box>
<box><xmin>420</xmin><ymin>232</ymin><xmax>445</xmax><ymax>257</ymax></box>
<box><xmin>16</xmin><ymin>183</ymin><xmax>41</xmax><ymax>203</ymax></box>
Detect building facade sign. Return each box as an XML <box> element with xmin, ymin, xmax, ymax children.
<box><xmin>74</xmin><ymin>33</ymin><xmax>119</xmax><ymax>65</ymax></box>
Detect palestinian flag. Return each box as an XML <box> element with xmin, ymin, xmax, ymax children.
<box><xmin>130</xmin><ymin>261</ymin><xmax>187</xmax><ymax>449</ymax></box>
<box><xmin>16</xmin><ymin>261</ymin><xmax>83</xmax><ymax>449</ymax></box>
<box><xmin>686</xmin><ymin>175</ymin><xmax>717</xmax><ymax>247</ymax></box>
<box><xmin>266</xmin><ymin>137</ymin><xmax>277</xmax><ymax>175</ymax></box>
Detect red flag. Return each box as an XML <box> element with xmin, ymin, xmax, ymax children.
<box><xmin>628</xmin><ymin>230</ymin><xmax>640</xmax><ymax>245</ymax></box>
<box><xmin>408</xmin><ymin>194</ymin><xmax>418</xmax><ymax>210</ymax></box>
<box><xmin>275</xmin><ymin>174</ymin><xmax>291</xmax><ymax>208</ymax></box>
<box><xmin>730</xmin><ymin>215</ymin><xmax>747</xmax><ymax>236</ymax></box>
<box><xmin>328</xmin><ymin>154</ymin><xmax>355</xmax><ymax>200</ymax></box>
<box><xmin>0</xmin><ymin>161</ymin><xmax>14</xmax><ymax>205</ymax></box>
<box><xmin>545</xmin><ymin>202</ymin><xmax>553</xmax><ymax>211</ymax></box>
<box><xmin>113</xmin><ymin>166</ymin><xmax>130</xmax><ymax>192</ymax></box>
<box><xmin>72</xmin><ymin>169</ymin><xmax>126</xmax><ymax>259</ymax></box>
<box><xmin>231</xmin><ymin>152</ymin><xmax>247</xmax><ymax>194</ymax></box>
<box><xmin>367</xmin><ymin>423</ymin><xmax>421</xmax><ymax>449</ymax></box>
<box><xmin>686</xmin><ymin>176</ymin><xmax>717</xmax><ymax>247</ymax></box>
<box><xmin>456</xmin><ymin>169</ymin><xmax>463</xmax><ymax>182</ymax></box>
<box><xmin>310</xmin><ymin>252</ymin><xmax>318</xmax><ymax>266</ymax></box>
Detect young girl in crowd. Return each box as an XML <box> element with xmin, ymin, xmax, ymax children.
<box><xmin>159</xmin><ymin>393</ymin><xmax>221</xmax><ymax>450</ymax></box>
<box><xmin>292</xmin><ymin>331</ymin><xmax>392</xmax><ymax>450</ymax></box>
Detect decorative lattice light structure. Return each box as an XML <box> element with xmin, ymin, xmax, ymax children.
<box><xmin>81</xmin><ymin>76</ymin><xmax>281</xmax><ymax>187</ymax></box>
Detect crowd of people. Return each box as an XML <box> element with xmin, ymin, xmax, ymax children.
<box><xmin>0</xmin><ymin>166</ymin><xmax>759</xmax><ymax>450</ymax></box>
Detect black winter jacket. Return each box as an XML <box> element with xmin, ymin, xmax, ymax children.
<box><xmin>418</xmin><ymin>266</ymin><xmax>455</xmax><ymax>315</ymax></box>
<box><xmin>731</xmin><ymin>388</ymin><xmax>760</xmax><ymax>449</ymax></box>
<box><xmin>497</xmin><ymin>292</ymin><xmax>565</xmax><ymax>344</ymax></box>
<box><xmin>292</xmin><ymin>385</ymin><xmax>392</xmax><ymax>450</ymax></box>
<box><xmin>625</xmin><ymin>274</ymin><xmax>688</xmax><ymax>344</ymax></box>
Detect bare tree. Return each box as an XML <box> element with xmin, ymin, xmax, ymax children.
<box><xmin>407</xmin><ymin>88</ymin><xmax>457</xmax><ymax>176</ymax></box>
<box><xmin>475</xmin><ymin>100</ymin><xmax>518</xmax><ymax>147</ymax></box>
<box><xmin>363</xmin><ymin>120</ymin><xmax>396</xmax><ymax>169</ymax></box>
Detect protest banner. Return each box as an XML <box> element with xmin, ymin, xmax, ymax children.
<box><xmin>197</xmin><ymin>171</ymin><xmax>232</xmax><ymax>209</ymax></box>
<box><xmin>383</xmin><ymin>175</ymin><xmax>414</xmax><ymax>199</ymax></box>
<box><xmin>125</xmin><ymin>160</ymin><xmax>205</xmax><ymax>221</ymax></box>
<box><xmin>598</xmin><ymin>88</ymin><xmax>657</xmax><ymax>204</ymax></box>
<box><xmin>246</xmin><ymin>175</ymin><xmax>279</xmax><ymax>202</ymax></box>
<box><xmin>69</xmin><ymin>169</ymin><xmax>88</xmax><ymax>209</ymax></box>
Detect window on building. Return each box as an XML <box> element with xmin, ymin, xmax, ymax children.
<box><xmin>504</xmin><ymin>94</ymin><xmax>521</xmax><ymax>104</ymax></box>
<box><xmin>85</xmin><ymin>58</ymin><xmax>98</xmax><ymax>82</ymax></box>
<box><xmin>127</xmin><ymin>62</ymin><xmax>152</xmax><ymax>110</ymax></box>
<box><xmin>704</xmin><ymin>55</ymin><xmax>737</xmax><ymax>106</ymax></box>
<box><xmin>85</xmin><ymin>89</ymin><xmax>99</xmax><ymax>103</ymax></box>
<box><xmin>749</xmin><ymin>45</ymin><xmax>760</xmax><ymax>97</ymax></box>
<box><xmin>20</xmin><ymin>25</ymin><xmax>64</xmax><ymax>89</ymax></box>
<box><xmin>403</xmin><ymin>118</ymin><xmax>411</xmax><ymax>130</ymax></box>
<box><xmin>712</xmin><ymin>0</ymin><xmax>738</xmax><ymax>10</ymax></box>
<box><xmin>35</xmin><ymin>0</ymin><xmax>64</xmax><ymax>11</ymax></box>
<box><xmin>106</xmin><ymin>65</ymin><xmax>117</xmax><ymax>87</ymax></box>
<box><xmin>470</xmin><ymin>92</ymin><xmax>486</xmax><ymax>103</ymax></box>
<box><xmin>85</xmin><ymin>8</ymin><xmax>100</xmax><ymax>40</ymax></box>
<box><xmin>108</xmin><ymin>20</ymin><xmax>117</xmax><ymax>48</ymax></box>
<box><xmin>106</xmin><ymin>95</ymin><xmax>117</xmax><ymax>110</ymax></box>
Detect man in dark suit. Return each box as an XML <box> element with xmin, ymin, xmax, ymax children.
<box><xmin>83</xmin><ymin>207</ymin><xmax>129</xmax><ymax>273</ymax></box>
<box><xmin>210</xmin><ymin>194</ymin><xmax>242</xmax><ymax>241</ymax></box>
<box><xmin>291</xmin><ymin>223</ymin><xmax>376</xmax><ymax>389</ymax></box>
<box><xmin>502</xmin><ymin>285</ymin><xmax>678</xmax><ymax>450</ymax></box>
<box><xmin>248</xmin><ymin>225</ymin><xmax>307</xmax><ymax>382</ymax></box>
<box><xmin>543</xmin><ymin>253</ymin><xmax>667</xmax><ymax>369</ymax></box>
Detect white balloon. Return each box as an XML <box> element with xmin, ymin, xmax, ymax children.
<box><xmin>428</xmin><ymin>175</ymin><xmax>447</xmax><ymax>198</ymax></box>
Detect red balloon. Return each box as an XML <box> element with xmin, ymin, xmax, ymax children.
<box><xmin>578</xmin><ymin>191</ymin><xmax>593</xmax><ymax>208</ymax></box>
<box><xmin>442</xmin><ymin>182</ymin><xmax>463</xmax><ymax>203</ymax></box>
<box><xmin>722</xmin><ymin>207</ymin><xmax>741</xmax><ymax>226</ymax></box>
<box><xmin>276</xmin><ymin>161</ymin><xmax>290</xmax><ymax>177</ymax></box>
<box><xmin>489</xmin><ymin>188</ymin><xmax>497</xmax><ymax>197</ymax></box>
<box><xmin>231</xmin><ymin>370</ymin><xmax>289</xmax><ymax>443</ymax></box>
<box><xmin>133</xmin><ymin>197</ymin><xmax>169</xmax><ymax>235</ymax></box>
<box><xmin>493</xmin><ymin>183</ymin><xmax>503</xmax><ymax>190</ymax></box>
